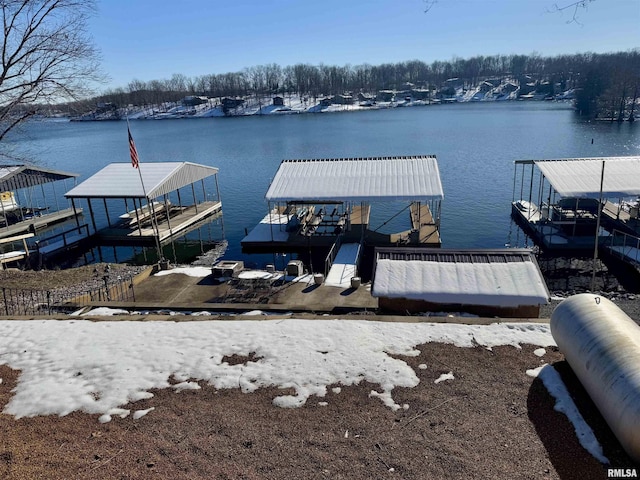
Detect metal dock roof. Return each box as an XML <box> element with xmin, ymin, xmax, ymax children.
<box><xmin>65</xmin><ymin>162</ymin><xmax>219</xmax><ymax>199</ymax></box>
<box><xmin>265</xmin><ymin>156</ymin><xmax>444</xmax><ymax>202</ymax></box>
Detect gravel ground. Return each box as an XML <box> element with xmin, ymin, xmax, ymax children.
<box><xmin>0</xmin><ymin>264</ymin><xmax>147</xmax><ymax>315</ymax></box>
<box><xmin>537</xmin><ymin>255</ymin><xmax>640</xmax><ymax>321</ymax></box>
<box><xmin>1</xmin><ymin>343</ymin><xmax>637</xmax><ymax>479</ymax></box>
<box><xmin>0</xmin><ymin>264</ymin><xmax>146</xmax><ymax>293</ymax></box>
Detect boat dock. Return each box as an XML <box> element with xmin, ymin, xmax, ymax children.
<box><xmin>96</xmin><ymin>200</ymin><xmax>222</xmax><ymax>246</ymax></box>
<box><xmin>65</xmin><ymin>162</ymin><xmax>223</xmax><ymax>251</ymax></box>
<box><xmin>512</xmin><ymin>157</ymin><xmax>640</xmax><ymax>253</ymax></box>
<box><xmin>242</xmin><ymin>156</ymin><xmax>444</xmax><ymax>256</ymax></box>
<box><xmin>0</xmin><ymin>208</ymin><xmax>80</xmax><ymax>240</ymax></box>
<box><xmin>0</xmin><ymin>165</ymin><xmax>86</xmax><ymax>267</ymax></box>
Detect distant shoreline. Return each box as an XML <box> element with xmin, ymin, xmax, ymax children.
<box><xmin>70</xmin><ymin>93</ymin><xmax>577</xmax><ymax>122</ymax></box>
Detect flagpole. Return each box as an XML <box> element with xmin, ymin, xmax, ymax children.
<box><xmin>127</xmin><ymin>117</ymin><xmax>163</xmax><ymax>263</ymax></box>
<box><xmin>591</xmin><ymin>160</ymin><xmax>605</xmax><ymax>291</ymax></box>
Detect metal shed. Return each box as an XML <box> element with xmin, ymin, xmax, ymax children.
<box><xmin>372</xmin><ymin>248</ymin><xmax>550</xmax><ymax>317</ymax></box>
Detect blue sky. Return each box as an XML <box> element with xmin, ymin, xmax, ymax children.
<box><xmin>90</xmin><ymin>0</ymin><xmax>640</xmax><ymax>91</ymax></box>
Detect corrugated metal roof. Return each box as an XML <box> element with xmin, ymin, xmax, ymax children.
<box><xmin>0</xmin><ymin>165</ymin><xmax>78</xmax><ymax>192</ymax></box>
<box><xmin>533</xmin><ymin>157</ymin><xmax>640</xmax><ymax>198</ymax></box>
<box><xmin>265</xmin><ymin>156</ymin><xmax>444</xmax><ymax>202</ymax></box>
<box><xmin>372</xmin><ymin>248</ymin><xmax>549</xmax><ymax>307</ymax></box>
<box><xmin>65</xmin><ymin>162</ymin><xmax>219</xmax><ymax>199</ymax></box>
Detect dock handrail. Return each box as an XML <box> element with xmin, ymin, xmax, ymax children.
<box><xmin>606</xmin><ymin>229</ymin><xmax>640</xmax><ymax>266</ymax></box>
<box><xmin>34</xmin><ymin>224</ymin><xmax>90</xmax><ymax>255</ymax></box>
<box><xmin>324</xmin><ymin>234</ymin><xmax>343</xmax><ymax>276</ymax></box>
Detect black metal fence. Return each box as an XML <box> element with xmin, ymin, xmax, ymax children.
<box><xmin>0</xmin><ymin>276</ymin><xmax>136</xmax><ymax>316</ymax></box>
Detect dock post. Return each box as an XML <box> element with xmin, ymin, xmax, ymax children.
<box><xmin>191</xmin><ymin>183</ymin><xmax>199</xmax><ymax>214</ymax></box>
<box><xmin>87</xmin><ymin>199</ymin><xmax>97</xmax><ymax>234</ymax></box>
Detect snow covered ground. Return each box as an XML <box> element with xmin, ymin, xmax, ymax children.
<box><xmin>0</xmin><ymin>266</ymin><xmax>612</xmax><ymax>463</ymax></box>
<box><xmin>0</xmin><ymin>316</ymin><xmax>608</xmax><ymax>463</ymax></box>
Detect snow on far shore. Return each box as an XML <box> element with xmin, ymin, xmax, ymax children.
<box><xmin>0</xmin><ymin>319</ymin><xmax>554</xmax><ymax>421</ymax></box>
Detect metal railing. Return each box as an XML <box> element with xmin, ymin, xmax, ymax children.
<box><xmin>606</xmin><ymin>229</ymin><xmax>640</xmax><ymax>266</ymax></box>
<box><xmin>324</xmin><ymin>234</ymin><xmax>343</xmax><ymax>276</ymax></box>
<box><xmin>0</xmin><ymin>275</ymin><xmax>135</xmax><ymax>316</ymax></box>
<box><xmin>34</xmin><ymin>224</ymin><xmax>90</xmax><ymax>255</ymax></box>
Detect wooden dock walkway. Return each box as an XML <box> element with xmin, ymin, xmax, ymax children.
<box><xmin>96</xmin><ymin>201</ymin><xmax>222</xmax><ymax>246</ymax></box>
<box><xmin>410</xmin><ymin>202</ymin><xmax>440</xmax><ymax>244</ymax></box>
<box><xmin>0</xmin><ymin>208</ymin><xmax>81</xmax><ymax>239</ymax></box>
<box><xmin>243</xmin><ymin>201</ymin><xmax>441</xmax><ymax>253</ymax></box>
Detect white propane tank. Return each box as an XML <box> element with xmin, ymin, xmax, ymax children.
<box><xmin>550</xmin><ymin>293</ymin><xmax>640</xmax><ymax>462</ymax></box>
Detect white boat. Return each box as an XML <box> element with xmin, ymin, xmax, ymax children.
<box><xmin>0</xmin><ymin>191</ymin><xmax>19</xmax><ymax>212</ymax></box>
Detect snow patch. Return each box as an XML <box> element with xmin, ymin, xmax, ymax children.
<box><xmin>527</xmin><ymin>365</ymin><xmax>608</xmax><ymax>464</ymax></box>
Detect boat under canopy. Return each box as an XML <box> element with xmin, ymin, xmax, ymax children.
<box><xmin>0</xmin><ymin>164</ymin><xmax>81</xmax><ymax>238</ymax></box>
<box><xmin>511</xmin><ymin>156</ymin><xmax>640</xmax><ymax>253</ymax></box>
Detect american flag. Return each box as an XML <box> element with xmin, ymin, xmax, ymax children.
<box><xmin>128</xmin><ymin>126</ymin><xmax>139</xmax><ymax>168</ymax></box>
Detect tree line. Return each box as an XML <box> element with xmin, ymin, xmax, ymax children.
<box><xmin>86</xmin><ymin>50</ymin><xmax>639</xmax><ymax>120</ymax></box>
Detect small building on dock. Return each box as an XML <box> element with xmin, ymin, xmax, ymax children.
<box><xmin>511</xmin><ymin>156</ymin><xmax>640</xmax><ymax>252</ymax></box>
<box><xmin>371</xmin><ymin>248</ymin><xmax>550</xmax><ymax>318</ymax></box>
<box><xmin>64</xmin><ymin>162</ymin><xmax>222</xmax><ymax>252</ymax></box>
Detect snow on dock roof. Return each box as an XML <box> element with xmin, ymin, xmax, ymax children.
<box><xmin>523</xmin><ymin>157</ymin><xmax>640</xmax><ymax>198</ymax></box>
<box><xmin>65</xmin><ymin>162</ymin><xmax>219</xmax><ymax>199</ymax></box>
<box><xmin>0</xmin><ymin>165</ymin><xmax>78</xmax><ymax>191</ymax></box>
<box><xmin>372</xmin><ymin>249</ymin><xmax>550</xmax><ymax>307</ymax></box>
<box><xmin>265</xmin><ymin>156</ymin><xmax>444</xmax><ymax>202</ymax></box>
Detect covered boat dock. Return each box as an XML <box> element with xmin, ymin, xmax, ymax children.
<box><xmin>65</xmin><ymin>162</ymin><xmax>222</xmax><ymax>248</ymax></box>
<box><xmin>0</xmin><ymin>164</ymin><xmax>81</xmax><ymax>239</ymax></box>
<box><xmin>512</xmin><ymin>156</ymin><xmax>640</xmax><ymax>251</ymax></box>
<box><xmin>242</xmin><ymin>155</ymin><xmax>444</xmax><ymax>253</ymax></box>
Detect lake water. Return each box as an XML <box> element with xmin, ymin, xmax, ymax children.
<box><xmin>4</xmin><ymin>102</ymin><xmax>639</xmax><ymax>267</ymax></box>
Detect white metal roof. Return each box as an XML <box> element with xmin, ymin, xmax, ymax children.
<box><xmin>372</xmin><ymin>249</ymin><xmax>549</xmax><ymax>307</ymax></box>
<box><xmin>65</xmin><ymin>162</ymin><xmax>219</xmax><ymax>199</ymax></box>
<box><xmin>0</xmin><ymin>165</ymin><xmax>78</xmax><ymax>191</ymax></box>
<box><xmin>265</xmin><ymin>156</ymin><xmax>444</xmax><ymax>202</ymax></box>
<box><xmin>534</xmin><ymin>157</ymin><xmax>640</xmax><ymax>198</ymax></box>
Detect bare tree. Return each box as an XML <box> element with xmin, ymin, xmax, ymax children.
<box><xmin>549</xmin><ymin>0</ymin><xmax>595</xmax><ymax>24</ymax></box>
<box><xmin>425</xmin><ymin>1</ymin><xmax>596</xmax><ymax>24</ymax></box>
<box><xmin>0</xmin><ymin>0</ymin><xmax>102</xmax><ymax>143</ymax></box>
